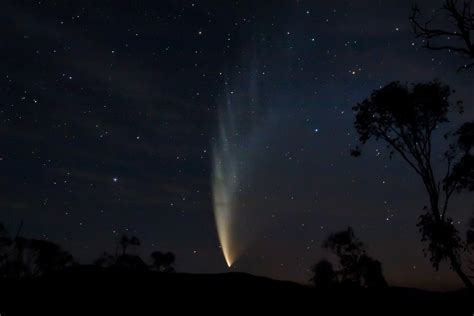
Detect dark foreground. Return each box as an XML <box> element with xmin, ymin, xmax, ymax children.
<box><xmin>0</xmin><ymin>266</ymin><xmax>472</xmax><ymax>315</ymax></box>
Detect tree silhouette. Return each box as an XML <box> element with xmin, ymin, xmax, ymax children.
<box><xmin>446</xmin><ymin>121</ymin><xmax>474</xmax><ymax>192</ymax></box>
<box><xmin>323</xmin><ymin>227</ymin><xmax>365</xmax><ymax>286</ymax></box>
<box><xmin>150</xmin><ymin>251</ymin><xmax>175</xmax><ymax>273</ymax></box>
<box><xmin>95</xmin><ymin>234</ymin><xmax>148</xmax><ymax>271</ymax></box>
<box><xmin>24</xmin><ymin>238</ymin><xmax>74</xmax><ymax>276</ymax></box>
<box><xmin>358</xmin><ymin>254</ymin><xmax>388</xmax><ymax>288</ymax></box>
<box><xmin>119</xmin><ymin>234</ymin><xmax>141</xmax><ymax>256</ymax></box>
<box><xmin>411</xmin><ymin>0</ymin><xmax>474</xmax><ymax>71</ymax></box>
<box><xmin>467</xmin><ymin>215</ymin><xmax>474</xmax><ymax>275</ymax></box>
<box><xmin>311</xmin><ymin>227</ymin><xmax>387</xmax><ymax>288</ymax></box>
<box><xmin>352</xmin><ymin>81</ymin><xmax>473</xmax><ymax>289</ymax></box>
<box><xmin>310</xmin><ymin>259</ymin><xmax>337</xmax><ymax>289</ymax></box>
<box><xmin>0</xmin><ymin>223</ymin><xmax>12</xmax><ymax>277</ymax></box>
<box><xmin>0</xmin><ymin>223</ymin><xmax>74</xmax><ymax>278</ymax></box>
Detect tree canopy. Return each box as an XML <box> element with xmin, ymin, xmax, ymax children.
<box><xmin>352</xmin><ymin>80</ymin><xmax>473</xmax><ymax>289</ymax></box>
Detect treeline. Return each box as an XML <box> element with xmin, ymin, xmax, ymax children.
<box><xmin>0</xmin><ymin>219</ymin><xmax>388</xmax><ymax>290</ymax></box>
<box><xmin>2</xmin><ymin>217</ymin><xmax>473</xmax><ymax>292</ymax></box>
<box><xmin>94</xmin><ymin>234</ymin><xmax>175</xmax><ymax>273</ymax></box>
<box><xmin>0</xmin><ymin>222</ymin><xmax>175</xmax><ymax>278</ymax></box>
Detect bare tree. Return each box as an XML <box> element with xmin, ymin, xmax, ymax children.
<box><xmin>411</xmin><ymin>0</ymin><xmax>474</xmax><ymax>71</ymax></box>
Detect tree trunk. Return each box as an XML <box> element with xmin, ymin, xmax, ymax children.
<box><xmin>430</xmin><ymin>199</ymin><xmax>473</xmax><ymax>291</ymax></box>
<box><xmin>448</xmin><ymin>250</ymin><xmax>473</xmax><ymax>291</ymax></box>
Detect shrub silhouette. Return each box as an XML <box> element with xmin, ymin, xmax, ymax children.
<box><xmin>94</xmin><ymin>252</ymin><xmax>117</xmax><ymax>268</ymax></box>
<box><xmin>115</xmin><ymin>254</ymin><xmax>148</xmax><ymax>272</ymax></box>
<box><xmin>151</xmin><ymin>251</ymin><xmax>175</xmax><ymax>273</ymax></box>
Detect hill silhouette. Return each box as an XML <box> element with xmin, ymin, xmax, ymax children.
<box><xmin>0</xmin><ymin>266</ymin><xmax>471</xmax><ymax>315</ymax></box>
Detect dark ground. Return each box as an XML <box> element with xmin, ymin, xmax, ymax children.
<box><xmin>0</xmin><ymin>266</ymin><xmax>472</xmax><ymax>315</ymax></box>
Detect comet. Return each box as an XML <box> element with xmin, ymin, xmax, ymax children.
<box><xmin>212</xmin><ymin>97</ymin><xmax>240</xmax><ymax>267</ymax></box>
<box><xmin>212</xmin><ymin>50</ymin><xmax>263</xmax><ymax>268</ymax></box>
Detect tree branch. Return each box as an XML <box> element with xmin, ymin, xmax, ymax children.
<box><xmin>411</xmin><ymin>0</ymin><xmax>474</xmax><ymax>71</ymax></box>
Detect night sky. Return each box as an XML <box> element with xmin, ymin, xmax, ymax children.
<box><xmin>2</xmin><ymin>0</ymin><xmax>473</xmax><ymax>290</ymax></box>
